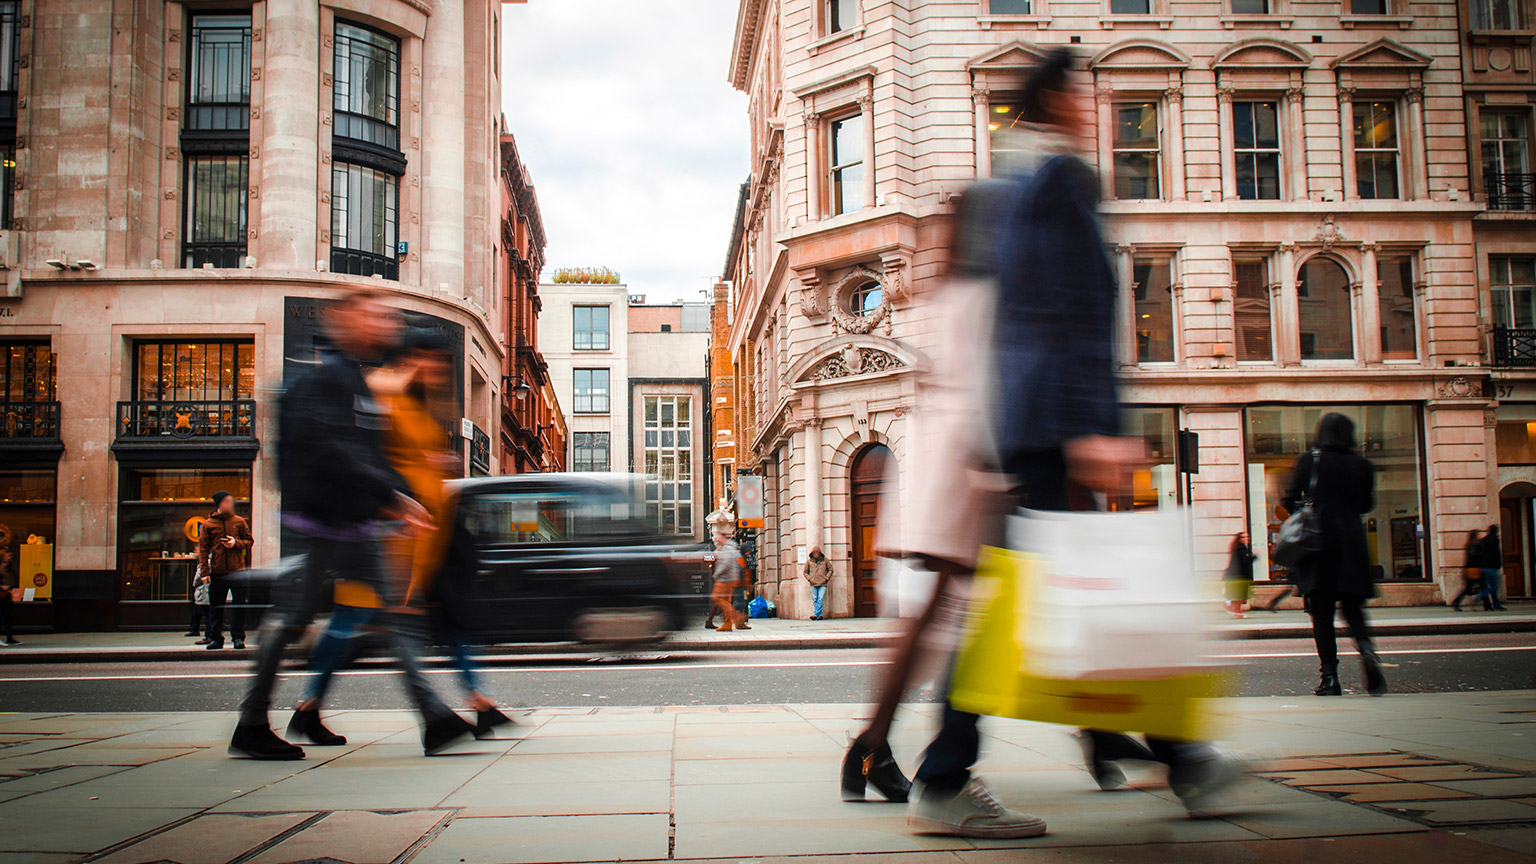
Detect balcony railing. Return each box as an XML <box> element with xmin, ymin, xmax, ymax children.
<box><xmin>117</xmin><ymin>399</ymin><xmax>256</xmax><ymax>441</ymax></box>
<box><xmin>183</xmin><ymin>242</ymin><xmax>247</xmax><ymax>269</ymax></box>
<box><xmin>331</xmin><ymin>248</ymin><xmax>399</xmax><ymax>281</ymax></box>
<box><xmin>0</xmin><ymin>401</ymin><xmax>61</xmax><ymax>441</ymax></box>
<box><xmin>1493</xmin><ymin>327</ymin><xmax>1536</xmax><ymax>367</ymax></box>
<box><xmin>1487</xmin><ymin>172</ymin><xmax>1535</xmax><ymax>211</ymax></box>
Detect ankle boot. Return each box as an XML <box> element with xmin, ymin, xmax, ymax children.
<box><xmin>841</xmin><ymin>739</ymin><xmax>912</xmax><ymax>803</ymax></box>
<box><xmin>1359</xmin><ymin>642</ymin><xmax>1388</xmax><ymax>697</ymax></box>
<box><xmin>287</xmin><ymin>708</ymin><xmax>347</xmax><ymax>745</ymax></box>
<box><xmin>1313</xmin><ymin>663</ymin><xmax>1342</xmax><ymax>696</ymax></box>
<box><xmin>474</xmin><ymin>707</ymin><xmax>514</xmax><ymax>739</ymax></box>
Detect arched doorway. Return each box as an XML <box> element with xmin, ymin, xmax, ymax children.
<box><xmin>1498</xmin><ymin>482</ymin><xmax>1536</xmax><ymax>599</ymax></box>
<box><xmin>850</xmin><ymin>443</ymin><xmax>893</xmax><ymax>617</ymax></box>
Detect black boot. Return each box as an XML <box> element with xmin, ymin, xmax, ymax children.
<box><xmin>841</xmin><ymin>738</ymin><xmax>912</xmax><ymax>802</ymax></box>
<box><xmin>474</xmin><ymin>707</ymin><xmax>515</xmax><ymax>739</ymax></box>
<box><xmin>1077</xmin><ymin>730</ymin><xmax>1155</xmax><ymax>791</ymax></box>
<box><xmin>422</xmin><ymin>713</ymin><xmax>476</xmax><ymax>756</ymax></box>
<box><xmin>286</xmin><ymin>708</ymin><xmax>347</xmax><ymax>745</ymax></box>
<box><xmin>1359</xmin><ymin>642</ymin><xmax>1388</xmax><ymax>697</ymax></box>
<box><xmin>1313</xmin><ymin>663</ymin><xmax>1342</xmax><ymax>696</ymax></box>
<box><xmin>229</xmin><ymin>723</ymin><xmax>305</xmax><ymax>760</ymax></box>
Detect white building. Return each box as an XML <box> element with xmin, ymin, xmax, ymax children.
<box><xmin>540</xmin><ymin>281</ymin><xmax>632</xmax><ymax>478</ymax></box>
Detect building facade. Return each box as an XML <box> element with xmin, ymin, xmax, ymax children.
<box><xmin>628</xmin><ymin>301</ymin><xmax>712</xmax><ymax>540</ymax></box>
<box><xmin>724</xmin><ymin>0</ymin><xmax>1502</xmax><ymax>617</ymax></box>
<box><xmin>0</xmin><ymin>0</ymin><xmax>529</xmax><ymax>630</ymax></box>
<box><xmin>540</xmin><ymin>280</ymin><xmax>632</xmax><ymax>478</ymax></box>
<box><xmin>710</xmin><ymin>279</ymin><xmax>740</xmax><ymax>508</ymax></box>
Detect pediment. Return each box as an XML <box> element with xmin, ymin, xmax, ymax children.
<box><xmin>1213</xmin><ymin>38</ymin><xmax>1312</xmax><ymax>70</ymax></box>
<box><xmin>1088</xmin><ymin>39</ymin><xmax>1191</xmax><ymax>72</ymax></box>
<box><xmin>788</xmin><ymin>335</ymin><xmax>925</xmax><ymax>386</ymax></box>
<box><xmin>967</xmin><ymin>40</ymin><xmax>1049</xmax><ymax>72</ymax></box>
<box><xmin>1331</xmin><ymin>38</ymin><xmax>1432</xmax><ymax>70</ymax></box>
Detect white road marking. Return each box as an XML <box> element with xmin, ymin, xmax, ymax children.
<box><xmin>1</xmin><ymin>645</ymin><xmax>1532</xmax><ymax>684</ymax></box>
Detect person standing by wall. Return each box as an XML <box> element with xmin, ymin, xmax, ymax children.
<box><xmin>1282</xmin><ymin>413</ymin><xmax>1387</xmax><ymax>697</ymax></box>
<box><xmin>198</xmin><ymin>491</ymin><xmax>253</xmax><ymax>650</ymax></box>
<box><xmin>1475</xmin><ymin>525</ymin><xmax>1509</xmax><ymax>611</ymax></box>
<box><xmin>1450</xmin><ymin>528</ymin><xmax>1489</xmax><ymax>612</ymax></box>
<box><xmin>805</xmin><ymin>546</ymin><xmax>833</xmax><ymax>620</ymax></box>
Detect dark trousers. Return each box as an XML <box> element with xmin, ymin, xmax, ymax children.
<box><xmin>209</xmin><ymin>572</ymin><xmax>249</xmax><ymax>642</ymax></box>
<box><xmin>188</xmin><ymin>601</ymin><xmax>205</xmax><ymax>634</ymax></box>
<box><xmin>0</xmin><ymin>592</ymin><xmax>14</xmax><ymax>641</ymax></box>
<box><xmin>1307</xmin><ymin>590</ymin><xmax>1372</xmax><ymax>667</ymax></box>
<box><xmin>1450</xmin><ymin>579</ymin><xmax>1491</xmax><ymax>611</ymax></box>
<box><xmin>239</xmin><ymin>528</ymin><xmax>453</xmax><ymax>727</ymax></box>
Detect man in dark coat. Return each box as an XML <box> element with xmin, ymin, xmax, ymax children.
<box><xmin>1281</xmin><ymin>412</ymin><xmax>1386</xmax><ymax>696</ymax></box>
<box><xmin>229</xmin><ymin>287</ymin><xmax>474</xmax><ymax>761</ymax></box>
<box><xmin>1475</xmin><ymin>525</ymin><xmax>1509</xmax><ymax>611</ymax></box>
<box><xmin>198</xmin><ymin>490</ymin><xmax>253</xmax><ymax>649</ymax></box>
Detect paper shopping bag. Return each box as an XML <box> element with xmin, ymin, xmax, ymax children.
<box><xmin>949</xmin><ymin>509</ymin><xmax>1233</xmax><ymax>742</ymax></box>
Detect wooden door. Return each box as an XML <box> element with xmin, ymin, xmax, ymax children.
<box><xmin>1501</xmin><ymin>498</ymin><xmax>1531</xmax><ymax>599</ymax></box>
<box><xmin>851</xmin><ymin>444</ymin><xmax>892</xmax><ymax>617</ymax></box>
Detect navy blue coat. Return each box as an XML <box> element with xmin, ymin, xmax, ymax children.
<box><xmin>990</xmin><ymin>153</ymin><xmax>1120</xmax><ymax>468</ymax></box>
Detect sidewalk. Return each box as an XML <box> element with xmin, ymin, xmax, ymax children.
<box><xmin>2</xmin><ymin>604</ymin><xmax>1534</xmax><ymax>665</ymax></box>
<box><xmin>2</xmin><ymin>692</ymin><xmax>1535</xmax><ymax>863</ymax></box>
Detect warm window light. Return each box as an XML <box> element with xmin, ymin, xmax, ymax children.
<box><xmin>989</xmin><ymin>123</ymin><xmax>1000</xmax><ymax>130</ymax></box>
<box><xmin>1525</xmin><ymin>421</ymin><xmax>1536</xmax><ymax>437</ymax></box>
<box><xmin>994</xmin><ymin>105</ymin><xmax>1012</xmax><ymax>114</ymax></box>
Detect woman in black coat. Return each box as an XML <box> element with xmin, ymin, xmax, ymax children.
<box><xmin>1281</xmin><ymin>413</ymin><xmax>1387</xmax><ymax>697</ymax></box>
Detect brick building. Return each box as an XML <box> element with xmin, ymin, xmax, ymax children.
<box><xmin>722</xmin><ymin>0</ymin><xmax>1508</xmax><ymax>617</ymax></box>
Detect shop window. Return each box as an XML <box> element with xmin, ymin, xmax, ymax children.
<box><xmin>1244</xmin><ymin>404</ymin><xmax>1425</xmax><ymax>582</ymax></box>
<box><xmin>1234</xmin><ymin>258</ymin><xmax>1272</xmax><ymax>361</ymax></box>
<box><xmin>1297</xmin><ymin>257</ymin><xmax>1354</xmax><ymax>360</ymax></box>
<box><xmin>1496</xmin><ymin>421</ymin><xmax>1536</xmax><ymax>465</ymax></box>
<box><xmin>1119</xmin><ymin>407</ymin><xmax>1179</xmax><ymax>511</ymax></box>
<box><xmin>1133</xmin><ymin>256</ymin><xmax>1175</xmax><ymax>363</ymax></box>
<box><xmin>0</xmin><ymin>470</ymin><xmax>57</xmax><ymax>587</ymax></box>
<box><xmin>133</xmin><ymin>341</ymin><xmax>254</xmax><ymax>403</ymax></box>
<box><xmin>643</xmin><ymin>396</ymin><xmax>693</xmax><ymax>535</ymax></box>
<box><xmin>1378</xmin><ymin>254</ymin><xmax>1417</xmax><ymax>360</ymax></box>
<box><xmin>117</xmin><ymin>468</ymin><xmax>251</xmax><ymax>603</ymax></box>
<box><xmin>1</xmin><ymin>341</ymin><xmax>59</xmax><ymax>441</ymax></box>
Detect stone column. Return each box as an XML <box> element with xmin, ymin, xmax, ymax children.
<box><xmin>1278</xmin><ymin>243</ymin><xmax>1300</xmax><ymax>365</ymax></box>
<box><xmin>1116</xmin><ymin>245</ymin><xmax>1136</xmax><ymax>365</ymax></box>
<box><xmin>1285</xmin><ymin>86</ymin><xmax>1308</xmax><ymax>201</ymax></box>
<box><xmin>857</xmin><ymin>94</ymin><xmax>876</xmax><ymax>209</ymax></box>
<box><xmin>802</xmin><ymin>105</ymin><xmax>822</xmax><ymax>220</ymax></box>
<box><xmin>1406</xmin><ymin>86</ymin><xmax>1429</xmax><ymax>200</ymax></box>
<box><xmin>258</xmin><ymin>0</ymin><xmax>320</xmax><ymax>270</ymax></box>
<box><xmin>1165</xmin><ymin>86</ymin><xmax>1186</xmax><ymax>201</ymax></box>
<box><xmin>1359</xmin><ymin>243</ymin><xmax>1382</xmax><ymax>363</ymax></box>
<box><xmin>1096</xmin><ymin>86</ymin><xmax>1115</xmax><ymax>201</ymax></box>
<box><xmin>421</xmin><ymin>0</ymin><xmax>466</xmax><ymax>290</ymax></box>
<box><xmin>973</xmin><ymin>87</ymin><xmax>991</xmax><ymax>178</ymax></box>
<box><xmin>1338</xmin><ymin>86</ymin><xmax>1358</xmax><ymax>201</ymax></box>
<box><xmin>804</xmin><ymin>418</ymin><xmax>824</xmax><ymax>555</ymax></box>
<box><xmin>1217</xmin><ymin>86</ymin><xmax>1236</xmax><ymax>201</ymax></box>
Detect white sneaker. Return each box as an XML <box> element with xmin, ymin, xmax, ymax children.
<box><xmin>908</xmin><ymin>778</ymin><xmax>1047</xmax><ymax>839</ymax></box>
<box><xmin>1173</xmin><ymin>749</ymin><xmax>1251</xmax><ymax>817</ymax></box>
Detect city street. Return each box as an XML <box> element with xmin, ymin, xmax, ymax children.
<box><xmin>1</xmin><ymin>633</ymin><xmax>1535</xmax><ymax>713</ymax></box>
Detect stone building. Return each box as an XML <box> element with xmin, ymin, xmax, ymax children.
<box><xmin>723</xmin><ymin>0</ymin><xmax>1502</xmax><ymax>617</ymax></box>
<box><xmin>0</xmin><ymin>0</ymin><xmax>539</xmax><ymax>630</ymax></box>
<box><xmin>710</xmin><ymin>278</ymin><xmax>740</xmax><ymax>507</ymax></box>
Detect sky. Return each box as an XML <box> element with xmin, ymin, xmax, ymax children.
<box><xmin>499</xmin><ymin>1</ymin><xmax>750</xmax><ymax>305</ymax></box>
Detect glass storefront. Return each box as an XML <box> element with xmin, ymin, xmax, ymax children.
<box><xmin>0</xmin><ymin>470</ymin><xmax>57</xmax><ymax>582</ymax></box>
<box><xmin>117</xmin><ymin>468</ymin><xmax>250</xmax><ymax>602</ymax></box>
<box><xmin>1244</xmin><ymin>404</ymin><xmax>1426</xmax><ymax>582</ymax></box>
<box><xmin>1122</xmin><ymin>406</ymin><xmax>1179</xmax><ymax>511</ymax></box>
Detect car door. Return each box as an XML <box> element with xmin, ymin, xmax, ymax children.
<box><xmin>460</xmin><ymin>485</ymin><xmax>580</xmax><ymax>640</ymax></box>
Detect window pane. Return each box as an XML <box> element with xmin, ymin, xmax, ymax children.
<box><xmin>331</xmin><ymin>163</ymin><xmax>398</xmax><ymax>257</ymax></box>
<box><xmin>1297</xmin><ymin>258</ymin><xmax>1354</xmax><ymax>360</ymax></box>
<box><xmin>1349</xmin><ymin>0</ymin><xmax>1388</xmax><ymax>12</ymax></box>
<box><xmin>1234</xmin><ymin>259</ymin><xmax>1272</xmax><ymax>361</ymax></box>
<box><xmin>1357</xmin><ymin>153</ymin><xmax>1400</xmax><ymax>200</ymax></box>
<box><xmin>988</xmin><ymin>0</ymin><xmax>1033</xmax><ymax>12</ymax></box>
<box><xmin>1354</xmin><ymin>102</ymin><xmax>1397</xmax><ymax>150</ymax></box>
<box><xmin>1245</xmin><ymin>405</ymin><xmax>1424</xmax><ymax>582</ymax></box>
<box><xmin>1113</xmin><ymin>103</ymin><xmax>1160</xmax><ymax>200</ymax></box>
<box><xmin>187</xmin><ymin>16</ymin><xmax>252</xmax><ymax>131</ymax></box>
<box><xmin>1114</xmin><ymin>103</ymin><xmax>1159</xmax><ymax>150</ymax></box>
<box><xmin>0</xmin><ymin>3</ymin><xmax>21</xmax><ymax>96</ymax></box>
<box><xmin>1378</xmin><ymin>255</ymin><xmax>1416</xmax><ymax>360</ymax></box>
<box><xmin>827</xmin><ymin>0</ymin><xmax>854</xmax><ymax>32</ymax></box>
<box><xmin>1113</xmin><ymin>153</ymin><xmax>1160</xmax><ymax>199</ymax></box>
<box><xmin>832</xmin><ymin>114</ymin><xmax>863</xmax><ymax>168</ymax></box>
<box><xmin>184</xmin><ymin>156</ymin><xmax>249</xmax><ymax>266</ymax></box>
<box><xmin>1230</xmin><ymin>0</ymin><xmax>1268</xmax><ymax>11</ymax></box>
<box><xmin>833</xmin><ymin>163</ymin><xmax>865</xmax><ymax>213</ymax></box>
<box><xmin>1110</xmin><ymin>0</ymin><xmax>1151</xmax><ymax>11</ymax></box>
<box><xmin>1133</xmin><ymin>258</ymin><xmax>1175</xmax><ymax>363</ymax></box>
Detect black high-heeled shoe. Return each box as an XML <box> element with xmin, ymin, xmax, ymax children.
<box><xmin>474</xmin><ymin>707</ymin><xmax>515</xmax><ymax>739</ymax></box>
<box><xmin>840</xmin><ymin>739</ymin><xmax>911</xmax><ymax>802</ymax></box>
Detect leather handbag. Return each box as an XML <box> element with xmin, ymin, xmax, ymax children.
<box><xmin>1271</xmin><ymin>450</ymin><xmax>1323</xmax><ymax>568</ymax></box>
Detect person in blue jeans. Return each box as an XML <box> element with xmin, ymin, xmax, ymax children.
<box><xmin>805</xmin><ymin>547</ymin><xmax>832</xmax><ymax>620</ymax></box>
<box><xmin>1476</xmin><ymin>525</ymin><xmax>1509</xmax><ymax>611</ymax></box>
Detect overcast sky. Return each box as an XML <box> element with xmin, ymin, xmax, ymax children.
<box><xmin>499</xmin><ymin>2</ymin><xmax>749</xmax><ymax>304</ymax></box>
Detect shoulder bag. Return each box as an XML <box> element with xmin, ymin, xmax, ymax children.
<box><xmin>1271</xmin><ymin>450</ymin><xmax>1323</xmax><ymax>568</ymax></box>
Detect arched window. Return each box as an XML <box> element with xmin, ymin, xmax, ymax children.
<box><xmin>849</xmin><ymin>281</ymin><xmax>883</xmax><ymax>317</ymax></box>
<box><xmin>1297</xmin><ymin>257</ymin><xmax>1354</xmax><ymax>360</ymax></box>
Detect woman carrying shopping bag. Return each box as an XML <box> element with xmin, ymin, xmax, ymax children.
<box><xmin>1281</xmin><ymin>413</ymin><xmax>1387</xmax><ymax>697</ymax></box>
<box><xmin>1223</xmin><ymin>533</ymin><xmax>1256</xmax><ymax>618</ymax></box>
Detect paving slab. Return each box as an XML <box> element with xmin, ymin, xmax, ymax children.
<box><xmin>94</xmin><ymin>812</ymin><xmax>314</xmax><ymax>864</ymax></box>
<box><xmin>1431</xmin><ymin>777</ymin><xmax>1536</xmax><ymax>797</ymax></box>
<box><xmin>245</xmin><ymin>809</ymin><xmax>449</xmax><ymax>864</ymax></box>
<box><xmin>410</xmin><ymin>814</ymin><xmax>669</xmax><ymax>864</ymax></box>
<box><xmin>1465</xmin><ymin>825</ymin><xmax>1536</xmax><ymax>856</ymax></box>
<box><xmin>1310</xmin><ymin>782</ymin><xmax>1477</xmax><ymax>803</ymax></box>
<box><xmin>956</xmin><ymin>832</ymin><xmax>1536</xmax><ymax>863</ymax></box>
<box><xmin>0</xmin><ymin>764</ymin><xmax>134</xmax><ymax>803</ymax></box>
<box><xmin>1379</xmin><ymin>799</ymin><xmax>1536</xmax><ymax>825</ymax></box>
<box><xmin>0</xmin><ymin>803</ymin><xmax>201</xmax><ymax>854</ymax></box>
<box><xmin>443</xmin><ymin>778</ymin><xmax>672</xmax><ymax>817</ymax></box>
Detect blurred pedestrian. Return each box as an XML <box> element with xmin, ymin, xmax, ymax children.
<box><xmin>805</xmin><ymin>546</ymin><xmax>832</xmax><ymax>620</ymax></box>
<box><xmin>192</xmin><ymin>562</ymin><xmax>213</xmax><ymax>645</ymax></box>
<box><xmin>1223</xmin><ymin>532</ymin><xmax>1256</xmax><ymax>618</ymax></box>
<box><xmin>0</xmin><ymin>549</ymin><xmax>18</xmax><ymax>646</ymax></box>
<box><xmin>1450</xmin><ymin>528</ymin><xmax>1490</xmax><ymax>612</ymax></box>
<box><xmin>1474</xmin><ymin>525</ymin><xmax>1509</xmax><ymax>611</ymax></box>
<box><xmin>1282</xmin><ymin>412</ymin><xmax>1386</xmax><ymax>697</ymax></box>
<box><xmin>198</xmin><ymin>490</ymin><xmax>253</xmax><ymax>650</ymax></box>
<box><xmin>230</xmin><ymin>287</ymin><xmax>473</xmax><ymax>761</ymax></box>
<box><xmin>710</xmin><ymin>528</ymin><xmax>749</xmax><ymax>632</ymax></box>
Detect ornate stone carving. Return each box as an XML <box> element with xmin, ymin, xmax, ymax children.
<box><xmin>1215</xmin><ymin>86</ymin><xmax>1235</xmax><ymax>104</ymax></box>
<box><xmin>1095</xmin><ymin>86</ymin><xmax>1115</xmax><ymax>105</ymax></box>
<box><xmin>1405</xmin><ymin>86</ymin><xmax>1424</xmax><ymax>103</ymax></box>
<box><xmin>829</xmin><ymin>266</ymin><xmax>889</xmax><ymax>335</ymax></box>
<box><xmin>809</xmin><ymin>348</ymin><xmax>906</xmax><ymax>381</ymax></box>
<box><xmin>972</xmin><ymin>86</ymin><xmax>989</xmax><ymax>107</ymax></box>
<box><xmin>1438</xmin><ymin>376</ymin><xmax>1479</xmax><ymax>399</ymax></box>
<box><xmin>1336</xmin><ymin>85</ymin><xmax>1356</xmax><ymax>104</ymax></box>
<box><xmin>1164</xmin><ymin>86</ymin><xmax>1185</xmax><ymax>102</ymax></box>
<box><xmin>1314</xmin><ymin>214</ymin><xmax>1347</xmax><ymax>249</ymax></box>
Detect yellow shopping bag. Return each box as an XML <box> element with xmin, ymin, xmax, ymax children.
<box><xmin>950</xmin><ymin>544</ymin><xmax>1232</xmax><ymax>742</ymax></box>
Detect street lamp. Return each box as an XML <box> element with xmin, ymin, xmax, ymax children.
<box><xmin>502</xmin><ymin>373</ymin><xmax>532</xmax><ymax>402</ymax></box>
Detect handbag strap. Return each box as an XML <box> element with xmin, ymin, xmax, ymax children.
<box><xmin>1303</xmin><ymin>449</ymin><xmax>1321</xmax><ymax>501</ymax></box>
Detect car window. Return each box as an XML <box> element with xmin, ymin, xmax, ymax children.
<box><xmin>466</xmin><ymin>485</ymin><xmax>653</xmax><ymax>545</ymax></box>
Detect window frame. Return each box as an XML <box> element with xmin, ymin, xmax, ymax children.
<box><xmin>183</xmin><ymin>154</ymin><xmax>250</xmax><ymax>269</ymax></box>
<box><xmin>571</xmin><ymin>431</ymin><xmax>611</xmax><ymax>472</ymax></box>
<box><xmin>981</xmin><ymin>0</ymin><xmax>1036</xmax><ymax>14</ymax></box>
<box><xmin>180</xmin><ymin>12</ymin><xmax>253</xmax><ymax>269</ymax></box>
<box><xmin>1480</xmin><ymin>107</ymin><xmax>1534</xmax><ymax>211</ymax></box>
<box><xmin>131</xmin><ymin>339</ymin><xmax>255</xmax><ymax>403</ymax></box>
<box><xmin>642</xmin><ymin>395</ymin><xmax>694</xmax><ymax>535</ymax></box>
<box><xmin>185</xmin><ymin>15</ymin><xmax>252</xmax><ymax>133</ymax></box>
<box><xmin>1352</xmin><ymin>98</ymin><xmax>1402</xmax><ymax>201</ymax></box>
<box><xmin>1295</xmin><ymin>255</ymin><xmax>1357</xmax><ymax>362</ymax></box>
<box><xmin>1232</xmin><ymin>255</ymin><xmax>1275</xmax><ymax>363</ymax></box>
<box><xmin>1131</xmin><ymin>254</ymin><xmax>1178</xmax><ymax>365</ymax></box>
<box><xmin>827</xmin><ymin>110</ymin><xmax>867</xmax><ymax>216</ymax></box>
<box><xmin>1490</xmin><ymin>256</ymin><xmax>1536</xmax><ymax>331</ymax></box>
<box><xmin>330</xmin><ymin>161</ymin><xmax>400</xmax><ymax>279</ymax></box>
<box><xmin>1111</xmin><ymin>100</ymin><xmax>1163</xmax><ymax>201</ymax></box>
<box><xmin>332</xmin><ymin>20</ymin><xmax>402</xmax><ymax>153</ymax></box>
<box><xmin>573</xmin><ymin>305</ymin><xmax>612</xmax><ymax>351</ymax></box>
<box><xmin>1472</xmin><ymin>0</ymin><xmax>1524</xmax><ymax>28</ymax></box>
<box><xmin>1376</xmin><ymin>251</ymin><xmax>1419</xmax><ymax>362</ymax></box>
<box><xmin>1232</xmin><ymin>99</ymin><xmax>1283</xmax><ymax>201</ymax></box>
<box><xmin>572</xmin><ymin>368</ymin><xmax>611</xmax><ymax>415</ymax></box>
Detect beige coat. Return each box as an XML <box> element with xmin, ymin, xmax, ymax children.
<box><xmin>804</xmin><ymin>557</ymin><xmax>833</xmax><ymax>587</ymax></box>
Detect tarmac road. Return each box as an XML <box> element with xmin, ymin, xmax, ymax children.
<box><xmin>0</xmin><ymin>632</ymin><xmax>1532</xmax><ymax>713</ymax></box>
